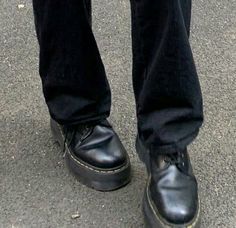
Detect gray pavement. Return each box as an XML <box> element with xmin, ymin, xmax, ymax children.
<box><xmin>0</xmin><ymin>0</ymin><xmax>235</xmax><ymax>227</ymax></box>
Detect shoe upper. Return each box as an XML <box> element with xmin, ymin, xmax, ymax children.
<box><xmin>62</xmin><ymin>120</ymin><xmax>128</xmax><ymax>169</ymax></box>
<box><xmin>148</xmin><ymin>149</ymin><xmax>199</xmax><ymax>225</ymax></box>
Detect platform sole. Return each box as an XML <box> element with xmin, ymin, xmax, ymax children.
<box><xmin>51</xmin><ymin>120</ymin><xmax>131</xmax><ymax>191</ymax></box>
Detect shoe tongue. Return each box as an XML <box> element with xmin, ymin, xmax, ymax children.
<box><xmin>150</xmin><ymin>149</ymin><xmax>191</xmax><ymax>176</ymax></box>
<box><xmin>165</xmin><ymin>153</ymin><xmax>180</xmax><ymax>165</ymax></box>
<box><xmin>166</xmin><ymin>152</ymin><xmax>191</xmax><ymax>174</ymax></box>
<box><xmin>63</xmin><ymin>124</ymin><xmax>89</xmax><ymax>141</ymax></box>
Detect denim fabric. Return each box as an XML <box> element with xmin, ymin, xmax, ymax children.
<box><xmin>32</xmin><ymin>0</ymin><xmax>203</xmax><ymax>154</ymax></box>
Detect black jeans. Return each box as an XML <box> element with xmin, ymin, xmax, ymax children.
<box><xmin>33</xmin><ymin>0</ymin><xmax>203</xmax><ymax>154</ymax></box>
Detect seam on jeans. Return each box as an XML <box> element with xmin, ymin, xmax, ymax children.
<box><xmin>132</xmin><ymin>1</ymin><xmax>149</xmax><ymax>114</ymax></box>
<box><xmin>58</xmin><ymin>124</ymin><xmax>128</xmax><ymax>173</ymax></box>
<box><xmin>136</xmin><ymin>3</ymin><xmax>145</xmax><ymax>65</ymax></box>
<box><xmin>83</xmin><ymin>0</ymin><xmax>92</xmax><ymax>26</ymax></box>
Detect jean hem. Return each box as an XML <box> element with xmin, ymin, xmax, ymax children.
<box><xmin>140</xmin><ymin>129</ymin><xmax>200</xmax><ymax>155</ymax></box>
<box><xmin>50</xmin><ymin>113</ymin><xmax>109</xmax><ymax>127</ymax></box>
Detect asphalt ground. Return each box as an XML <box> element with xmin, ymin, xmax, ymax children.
<box><xmin>0</xmin><ymin>0</ymin><xmax>235</xmax><ymax>227</ymax></box>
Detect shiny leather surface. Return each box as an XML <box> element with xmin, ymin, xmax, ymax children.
<box><xmin>148</xmin><ymin>148</ymin><xmax>199</xmax><ymax>224</ymax></box>
<box><xmin>62</xmin><ymin>120</ymin><xmax>128</xmax><ymax>169</ymax></box>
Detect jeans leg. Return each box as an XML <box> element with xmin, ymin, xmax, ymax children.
<box><xmin>32</xmin><ymin>0</ymin><xmax>111</xmax><ymax>126</ymax></box>
<box><xmin>85</xmin><ymin>0</ymin><xmax>92</xmax><ymax>25</ymax></box>
<box><xmin>130</xmin><ymin>0</ymin><xmax>203</xmax><ymax>153</ymax></box>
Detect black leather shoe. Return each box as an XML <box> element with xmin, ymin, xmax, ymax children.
<box><xmin>50</xmin><ymin>118</ymin><xmax>131</xmax><ymax>191</ymax></box>
<box><xmin>136</xmin><ymin>137</ymin><xmax>201</xmax><ymax>228</ymax></box>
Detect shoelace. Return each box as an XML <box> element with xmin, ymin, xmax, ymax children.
<box><xmin>62</xmin><ymin>128</ymin><xmax>74</xmax><ymax>157</ymax></box>
<box><xmin>164</xmin><ymin>152</ymin><xmax>182</xmax><ymax>165</ymax></box>
<box><xmin>163</xmin><ymin>151</ymin><xmax>188</xmax><ymax>173</ymax></box>
<box><xmin>62</xmin><ymin>125</ymin><xmax>91</xmax><ymax>157</ymax></box>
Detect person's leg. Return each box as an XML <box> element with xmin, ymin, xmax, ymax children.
<box><xmin>130</xmin><ymin>0</ymin><xmax>203</xmax><ymax>153</ymax></box>
<box><xmin>32</xmin><ymin>0</ymin><xmax>131</xmax><ymax>191</ymax></box>
<box><xmin>85</xmin><ymin>0</ymin><xmax>92</xmax><ymax>25</ymax></box>
<box><xmin>130</xmin><ymin>0</ymin><xmax>203</xmax><ymax>226</ymax></box>
<box><xmin>33</xmin><ymin>0</ymin><xmax>111</xmax><ymax>126</ymax></box>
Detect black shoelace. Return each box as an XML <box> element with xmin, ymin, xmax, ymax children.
<box><xmin>164</xmin><ymin>151</ymin><xmax>187</xmax><ymax>173</ymax></box>
<box><xmin>62</xmin><ymin>125</ymin><xmax>92</xmax><ymax>157</ymax></box>
<box><xmin>164</xmin><ymin>152</ymin><xmax>182</xmax><ymax>165</ymax></box>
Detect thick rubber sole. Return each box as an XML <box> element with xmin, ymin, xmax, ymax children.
<box><xmin>136</xmin><ymin>137</ymin><xmax>201</xmax><ymax>228</ymax></box>
<box><xmin>50</xmin><ymin>120</ymin><xmax>131</xmax><ymax>191</ymax></box>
